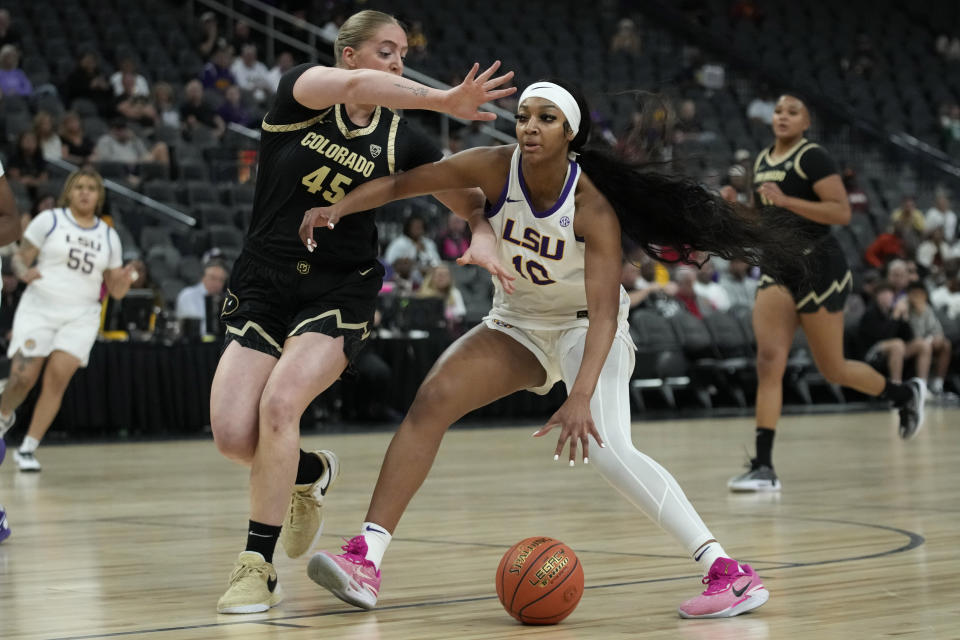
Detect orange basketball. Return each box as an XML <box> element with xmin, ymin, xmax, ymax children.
<box><xmin>495</xmin><ymin>536</ymin><xmax>584</xmax><ymax>625</ymax></box>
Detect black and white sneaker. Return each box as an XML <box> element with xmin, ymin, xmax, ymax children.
<box><xmin>728</xmin><ymin>459</ymin><xmax>781</xmax><ymax>492</ymax></box>
<box><xmin>898</xmin><ymin>377</ymin><xmax>927</xmax><ymax>440</ymax></box>
<box><xmin>13</xmin><ymin>450</ymin><xmax>41</xmax><ymax>472</ymax></box>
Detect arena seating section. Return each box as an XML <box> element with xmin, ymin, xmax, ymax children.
<box><xmin>1</xmin><ymin>0</ymin><xmax>958</xmax><ymax>412</ymax></box>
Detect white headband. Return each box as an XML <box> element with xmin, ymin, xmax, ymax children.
<box><xmin>518</xmin><ymin>82</ymin><xmax>581</xmax><ymax>137</ymax></box>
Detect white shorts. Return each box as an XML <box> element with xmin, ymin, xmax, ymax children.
<box><xmin>483</xmin><ymin>316</ymin><xmax>635</xmax><ymax>395</ymax></box>
<box><xmin>7</xmin><ymin>291</ymin><xmax>101</xmax><ymax>367</ymax></box>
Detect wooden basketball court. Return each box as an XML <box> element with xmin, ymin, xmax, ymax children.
<box><xmin>2</xmin><ymin>407</ymin><xmax>957</xmax><ymax>639</ymax></box>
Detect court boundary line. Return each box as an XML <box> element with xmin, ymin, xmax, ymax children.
<box><xmin>44</xmin><ymin>515</ymin><xmax>924</xmax><ymax>640</ymax></box>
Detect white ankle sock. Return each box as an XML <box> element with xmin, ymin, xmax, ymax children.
<box><xmin>20</xmin><ymin>436</ymin><xmax>39</xmax><ymax>454</ymax></box>
<box><xmin>693</xmin><ymin>541</ymin><xmax>729</xmax><ymax>575</ymax></box>
<box><xmin>361</xmin><ymin>522</ymin><xmax>392</xmax><ymax>570</ymax></box>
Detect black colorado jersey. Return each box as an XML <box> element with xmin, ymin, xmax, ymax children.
<box><xmin>243</xmin><ymin>63</ymin><xmax>442</xmax><ymax>270</ymax></box>
<box><xmin>752</xmin><ymin>138</ymin><xmax>838</xmax><ymax>238</ymax></box>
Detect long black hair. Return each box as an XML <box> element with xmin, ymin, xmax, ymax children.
<box><xmin>546</xmin><ymin>79</ymin><xmax>820</xmax><ymax>277</ymax></box>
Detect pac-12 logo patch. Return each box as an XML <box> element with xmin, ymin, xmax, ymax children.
<box><xmin>559</xmin><ymin>216</ymin><xmax>571</xmax><ymax>227</ymax></box>
<box><xmin>785</xmin><ymin>161</ymin><xmax>793</xmax><ymax>171</ymax></box>
<box><xmin>369</xmin><ymin>144</ymin><xmax>382</xmax><ymax>158</ymax></box>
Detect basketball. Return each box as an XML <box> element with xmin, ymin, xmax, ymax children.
<box><xmin>495</xmin><ymin>536</ymin><xmax>584</xmax><ymax>625</ymax></box>
<box><xmin>0</xmin><ymin>437</ymin><xmax>5</xmax><ymax>465</ymax></box>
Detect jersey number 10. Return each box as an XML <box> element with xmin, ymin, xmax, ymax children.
<box><xmin>302</xmin><ymin>166</ymin><xmax>353</xmax><ymax>204</ymax></box>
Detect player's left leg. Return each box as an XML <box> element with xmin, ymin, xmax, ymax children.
<box><xmin>218</xmin><ymin>332</ymin><xmax>346</xmax><ymax>614</ymax></box>
<box><xmin>13</xmin><ymin>350</ymin><xmax>81</xmax><ymax>472</ymax></box>
<box><xmin>800</xmin><ymin>308</ymin><xmax>926</xmax><ymax>439</ymax></box>
<box><xmin>558</xmin><ymin>330</ymin><xmax>769</xmax><ymax>619</ymax></box>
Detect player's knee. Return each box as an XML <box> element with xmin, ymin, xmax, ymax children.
<box><xmin>212</xmin><ymin>424</ymin><xmax>256</xmax><ymax>463</ymax></box>
<box><xmin>259</xmin><ymin>393</ymin><xmax>301</xmax><ymax>433</ymax></box>
<box><xmin>756</xmin><ymin>346</ymin><xmax>789</xmax><ymax>376</ymax></box>
<box><xmin>406</xmin><ymin>377</ymin><xmax>459</xmax><ymax>429</ymax></box>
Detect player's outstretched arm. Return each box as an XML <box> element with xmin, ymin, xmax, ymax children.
<box><xmin>293</xmin><ymin>61</ymin><xmax>515</xmax><ymax>120</ymax></box>
<box><xmin>299</xmin><ymin>146</ymin><xmax>506</xmax><ymax>248</ymax></box>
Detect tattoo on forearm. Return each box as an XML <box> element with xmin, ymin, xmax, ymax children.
<box><xmin>394</xmin><ymin>82</ymin><xmax>428</xmax><ymax>97</ymax></box>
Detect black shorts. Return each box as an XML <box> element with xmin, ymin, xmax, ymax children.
<box><xmin>220</xmin><ymin>251</ymin><xmax>384</xmax><ymax>360</ymax></box>
<box><xmin>757</xmin><ymin>233</ymin><xmax>852</xmax><ymax>313</ymax></box>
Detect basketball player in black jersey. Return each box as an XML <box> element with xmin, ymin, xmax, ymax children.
<box><xmin>727</xmin><ymin>94</ymin><xmax>926</xmax><ymax>493</ymax></box>
<box><xmin>212</xmin><ymin>10</ymin><xmax>516</xmax><ymax>613</ymax></box>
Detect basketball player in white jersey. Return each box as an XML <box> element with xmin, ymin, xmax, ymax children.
<box><xmin>0</xmin><ymin>157</ymin><xmax>24</xmax><ymax>543</ymax></box>
<box><xmin>299</xmin><ymin>80</ymin><xmax>812</xmax><ymax>618</ymax></box>
<box><xmin>0</xmin><ymin>169</ymin><xmax>137</xmax><ymax>471</ymax></box>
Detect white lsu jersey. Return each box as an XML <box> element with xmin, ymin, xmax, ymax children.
<box><xmin>485</xmin><ymin>146</ymin><xmax>628</xmax><ymax>330</ymax></box>
<box><xmin>22</xmin><ymin>208</ymin><xmax>122</xmax><ymax>310</ymax></box>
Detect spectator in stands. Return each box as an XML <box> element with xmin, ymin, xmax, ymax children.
<box><xmin>436</xmin><ymin>211</ymin><xmax>470</xmax><ymax>260</ymax></box>
<box><xmin>609</xmin><ymin>17</ymin><xmax>641</xmax><ymax>55</ymax></box>
<box><xmin>694</xmin><ymin>260</ymin><xmax>730</xmax><ymax>311</ymax></box>
<box><xmin>113</xmin><ymin>72</ymin><xmax>158</xmax><ymax>127</ymax></box>
<box><xmin>932</xmin><ymin>259</ymin><xmax>960</xmax><ymax>319</ymax></box>
<box><xmin>231</xmin><ymin>20</ymin><xmax>257</xmax><ymax>54</ymax></box>
<box><xmin>622</xmin><ymin>257</ymin><xmax>679</xmax><ymax>310</ymax></box>
<box><xmin>719</xmin><ymin>164</ymin><xmax>750</xmax><ymax>205</ymax></box>
<box><xmin>231</xmin><ymin>44</ymin><xmax>273</xmax><ymax>105</ymax></box>
<box><xmin>175</xmin><ymin>259</ymin><xmax>229</xmax><ymax>336</ymax></box>
<box><xmin>858</xmin><ymin>281</ymin><xmax>927</xmax><ymax>385</ymax></box>
<box><xmin>841</xmin><ymin>32</ymin><xmax>877</xmax><ymax>78</ymax></box>
<box><xmin>266</xmin><ymin>51</ymin><xmax>296</xmax><ymax>94</ymax></box>
<box><xmin>0</xmin><ymin>44</ymin><xmax>30</xmax><ymax>97</ymax></box>
<box><xmin>109</xmin><ymin>56</ymin><xmax>149</xmax><ymax>98</ymax></box>
<box><xmin>674</xmin><ymin>266</ymin><xmax>714</xmax><ymax>319</ymax></box>
<box><xmin>730</xmin><ymin>0</ymin><xmax>764</xmax><ymax>23</ymax></box>
<box><xmin>673</xmin><ymin>99</ymin><xmax>703</xmax><ymax>144</ymax></box>
<box><xmin>457</xmin><ymin>121</ymin><xmax>490</xmax><ymax>150</ymax></box>
<box><xmin>0</xmin><ymin>9</ymin><xmax>22</xmax><ymax>51</ymax></box>
<box><xmin>201</xmin><ymin>45</ymin><xmax>237</xmax><ymax>95</ymax></box>
<box><xmin>891</xmin><ymin>195</ymin><xmax>925</xmax><ymax>233</ymax></box>
<box><xmin>720</xmin><ymin>258</ymin><xmax>757</xmax><ymax>309</ymax></box>
<box><xmin>407</xmin><ymin>21</ymin><xmax>429</xmax><ymax>61</ymax></box>
<box><xmin>5</xmin><ymin>131</ymin><xmax>48</xmax><ymax>197</ymax></box>
<box><xmin>59</xmin><ymin>111</ymin><xmax>95</xmax><ymax>165</ymax></box>
<box><xmin>63</xmin><ymin>51</ymin><xmax>114</xmax><ymax>117</ymax></box>
<box><xmin>886</xmin><ymin>259</ymin><xmax>912</xmax><ymax>299</ymax></box>
<box><xmin>180</xmin><ymin>78</ymin><xmax>226</xmax><ymax>140</ymax></box>
<box><xmin>935</xmin><ymin>33</ymin><xmax>960</xmax><ymax>62</ymax></box>
<box><xmin>916</xmin><ymin>226</ymin><xmax>955</xmax><ymax>278</ymax></box>
<box><xmin>925</xmin><ymin>191</ymin><xmax>957</xmax><ymax>243</ymax></box>
<box><xmin>195</xmin><ymin>12</ymin><xmax>228</xmax><ymax>60</ymax></box>
<box><xmin>91</xmin><ymin>118</ymin><xmax>170</xmax><ymax>185</ymax></box>
<box><xmin>386</xmin><ymin>256</ymin><xmax>417</xmax><ymax>297</ymax></box>
<box><xmin>418</xmin><ymin>263</ymin><xmax>465</xmax><ymax>335</ymax></box>
<box><xmin>842</xmin><ymin>167</ymin><xmax>870</xmax><ymax>216</ymax></box>
<box><xmin>865</xmin><ymin>216</ymin><xmax>913</xmax><ymax>269</ymax></box>
<box><xmin>906</xmin><ymin>281</ymin><xmax>952</xmax><ymax>395</ymax></box>
<box><xmin>151</xmin><ymin>82</ymin><xmax>181</xmax><ymax>129</ymax></box>
<box><xmin>33</xmin><ymin>111</ymin><xmax>62</xmax><ymax>162</ymax></box>
<box><xmin>384</xmin><ymin>213</ymin><xmax>441</xmax><ymax>278</ymax></box>
<box><xmin>217</xmin><ymin>85</ymin><xmax>253</xmax><ymax>127</ymax></box>
<box><xmin>747</xmin><ymin>88</ymin><xmax>775</xmax><ymax>126</ymax></box>
<box><xmin>940</xmin><ymin>103</ymin><xmax>960</xmax><ymax>153</ymax></box>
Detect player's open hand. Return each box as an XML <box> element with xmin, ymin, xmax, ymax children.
<box><xmin>443</xmin><ymin>61</ymin><xmax>516</xmax><ymax>121</ymax></box>
<box><xmin>21</xmin><ymin>267</ymin><xmax>42</xmax><ymax>284</ymax></box>
<box><xmin>757</xmin><ymin>182</ymin><xmax>787</xmax><ymax>207</ymax></box>
<box><xmin>457</xmin><ymin>230</ymin><xmax>516</xmax><ymax>294</ymax></box>
<box><xmin>300</xmin><ymin>206</ymin><xmax>341</xmax><ymax>251</ymax></box>
<box><xmin>532</xmin><ymin>392</ymin><xmax>604</xmax><ymax>466</ymax></box>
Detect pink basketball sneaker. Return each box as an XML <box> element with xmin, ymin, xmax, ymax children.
<box><xmin>678</xmin><ymin>558</ymin><xmax>769</xmax><ymax>619</ymax></box>
<box><xmin>307</xmin><ymin>536</ymin><xmax>381</xmax><ymax>610</ymax></box>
